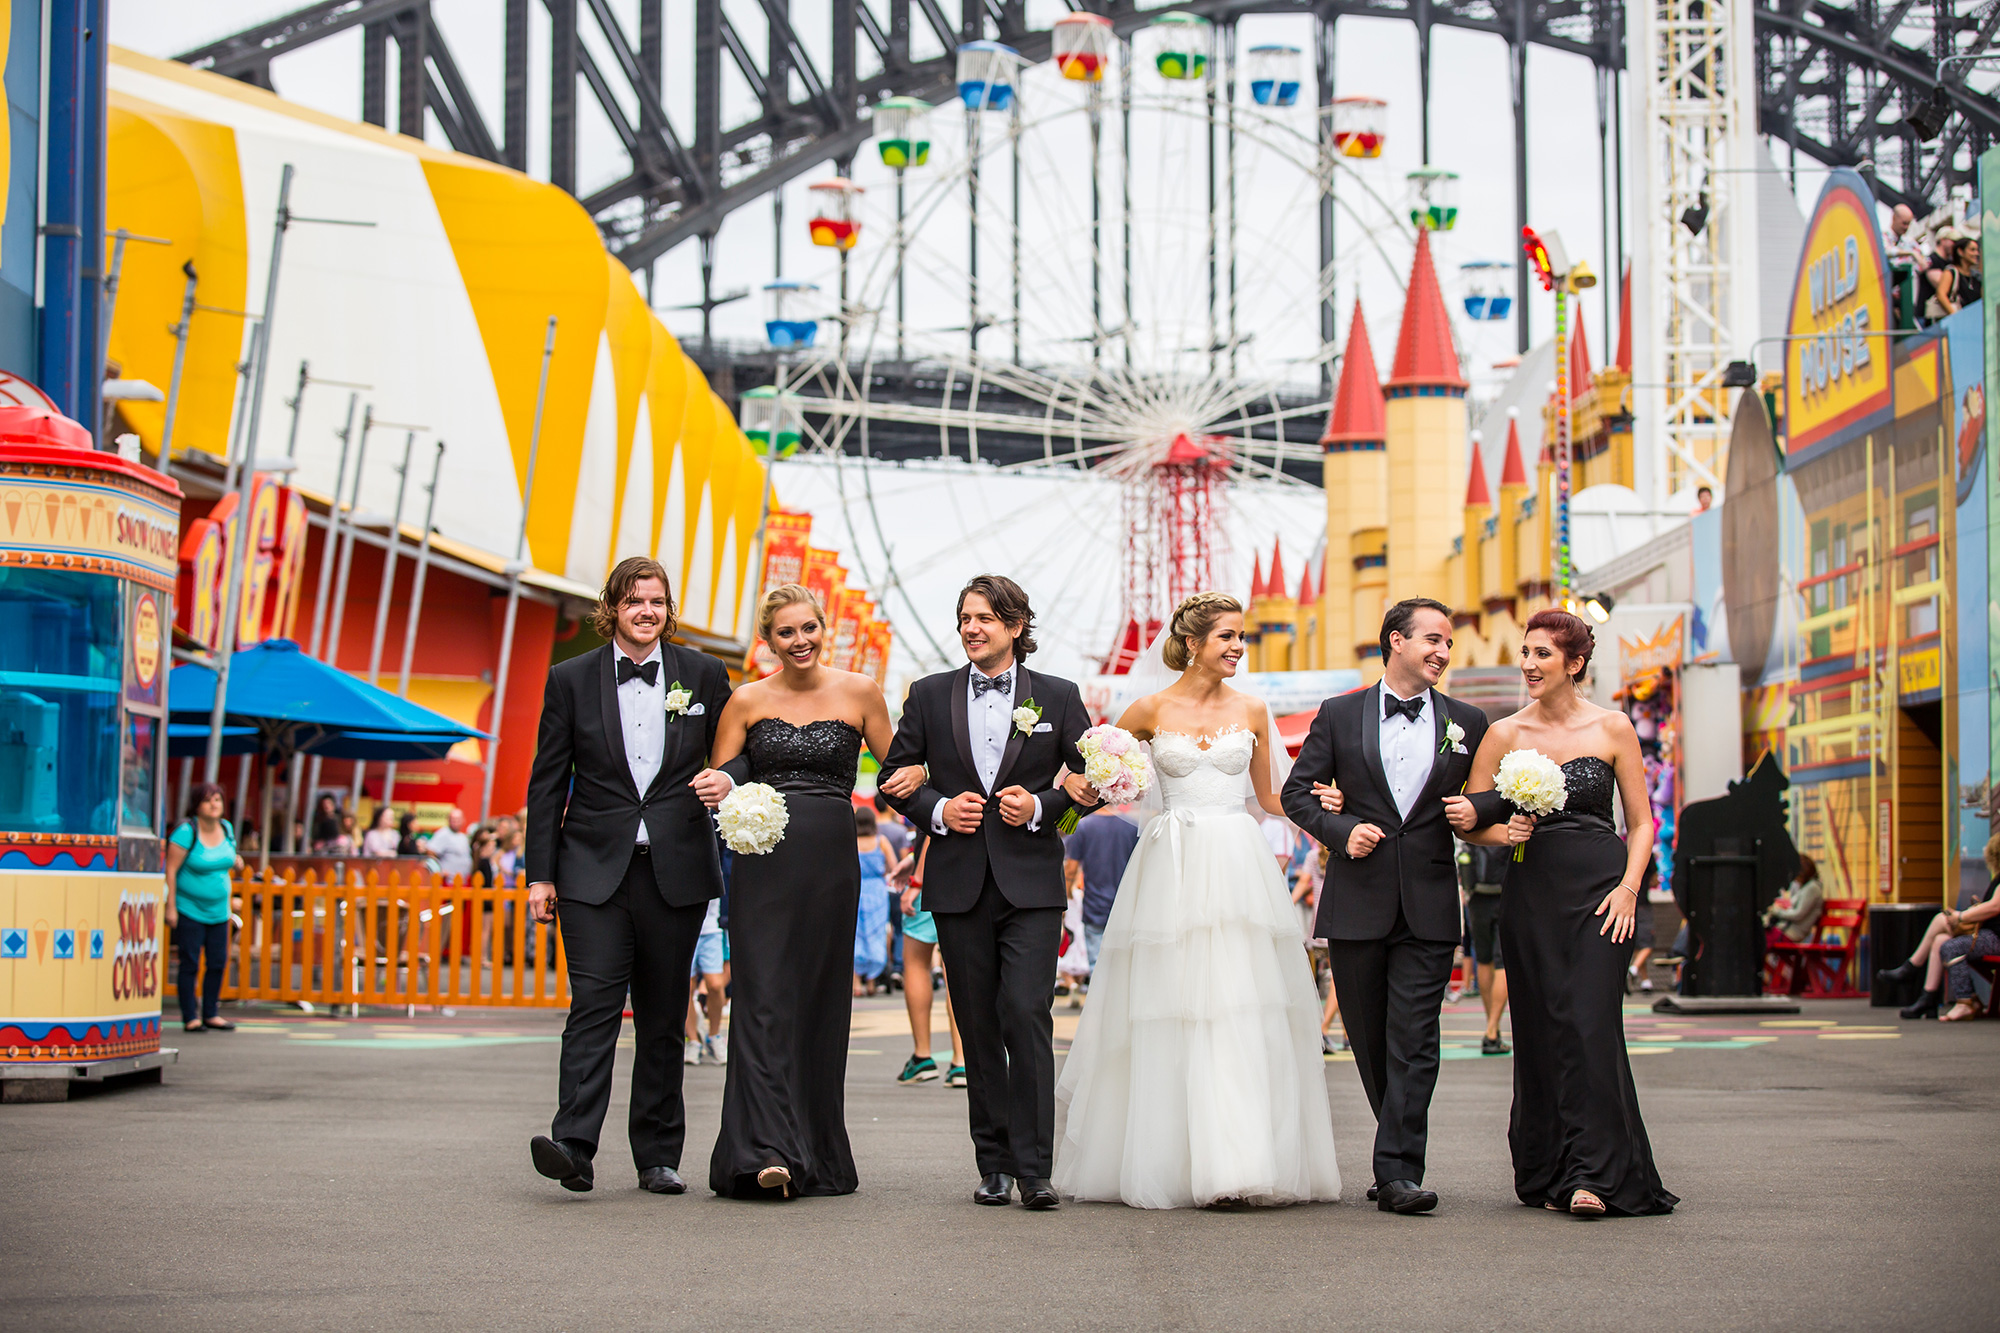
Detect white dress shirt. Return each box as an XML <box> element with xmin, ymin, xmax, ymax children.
<box><xmin>616</xmin><ymin>644</ymin><xmax>665</xmax><ymax>844</ymax></box>
<box><xmin>932</xmin><ymin>664</ymin><xmax>1041</xmax><ymax>835</ymax></box>
<box><xmin>1378</xmin><ymin>684</ymin><xmax>1436</xmax><ymax>820</ymax></box>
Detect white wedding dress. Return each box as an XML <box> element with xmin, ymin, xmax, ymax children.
<box><xmin>1053</xmin><ymin>728</ymin><xmax>1342</xmax><ymax>1208</ymax></box>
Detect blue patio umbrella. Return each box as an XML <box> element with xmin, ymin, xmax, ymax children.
<box><xmin>169</xmin><ymin>639</ymin><xmax>490</xmax><ymax>869</ymax></box>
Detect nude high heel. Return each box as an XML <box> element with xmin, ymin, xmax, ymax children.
<box><xmin>757</xmin><ymin>1164</ymin><xmax>793</xmax><ymax>1198</ymax></box>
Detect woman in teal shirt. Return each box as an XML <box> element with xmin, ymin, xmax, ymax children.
<box><xmin>165</xmin><ymin>783</ymin><xmax>241</xmax><ymax>1032</ymax></box>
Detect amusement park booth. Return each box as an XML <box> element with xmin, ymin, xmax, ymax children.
<box><xmin>0</xmin><ymin>408</ymin><xmax>181</xmax><ymax>1098</ymax></box>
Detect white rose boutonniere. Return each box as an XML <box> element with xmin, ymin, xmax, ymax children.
<box><xmin>1440</xmin><ymin>719</ymin><xmax>1467</xmax><ymax>755</ymax></box>
<box><xmin>664</xmin><ymin>681</ymin><xmax>693</xmax><ymax>717</ymax></box>
<box><xmin>1013</xmin><ymin>698</ymin><xmax>1044</xmax><ymax>736</ymax></box>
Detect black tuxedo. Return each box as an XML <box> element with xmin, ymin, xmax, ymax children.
<box><xmin>1281</xmin><ymin>682</ymin><xmax>1488</xmax><ymax>1187</ymax></box>
<box><xmin>525</xmin><ymin>641</ymin><xmax>731</xmax><ymax>1169</ymax></box>
<box><xmin>881</xmin><ymin>663</ymin><xmax>1089</xmax><ymax>1179</ymax></box>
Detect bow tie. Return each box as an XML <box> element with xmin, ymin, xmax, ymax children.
<box><xmin>617</xmin><ymin>656</ymin><xmax>660</xmax><ymax>687</ymax></box>
<box><xmin>972</xmin><ymin>671</ymin><xmax>1012</xmax><ymax>698</ymax></box>
<box><xmin>1384</xmin><ymin>692</ymin><xmax>1426</xmax><ymax>723</ymax></box>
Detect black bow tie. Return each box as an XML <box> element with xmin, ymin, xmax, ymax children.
<box><xmin>1384</xmin><ymin>692</ymin><xmax>1426</xmax><ymax>723</ymax></box>
<box><xmin>972</xmin><ymin>671</ymin><xmax>1012</xmax><ymax>698</ymax></box>
<box><xmin>617</xmin><ymin>656</ymin><xmax>660</xmax><ymax>687</ymax></box>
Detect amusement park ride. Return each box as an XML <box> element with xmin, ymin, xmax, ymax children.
<box><xmin>177</xmin><ymin>0</ymin><xmax>2000</xmax><ymax>670</ymax></box>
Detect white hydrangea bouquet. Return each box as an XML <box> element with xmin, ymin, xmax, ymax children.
<box><xmin>1056</xmin><ymin>725</ymin><xmax>1151</xmax><ymax>833</ymax></box>
<box><xmin>1493</xmin><ymin>748</ymin><xmax>1567</xmax><ymax>861</ymax></box>
<box><xmin>715</xmin><ymin>781</ymin><xmax>789</xmax><ymax>855</ymax></box>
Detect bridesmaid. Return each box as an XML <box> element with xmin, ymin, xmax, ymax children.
<box><xmin>693</xmin><ymin>584</ymin><xmax>895</xmax><ymax>1199</ymax></box>
<box><xmin>1455</xmin><ymin>609</ymin><xmax>1678</xmax><ymax>1217</ymax></box>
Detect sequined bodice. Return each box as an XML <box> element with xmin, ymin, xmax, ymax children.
<box><xmin>1149</xmin><ymin>729</ymin><xmax>1256</xmax><ymax>810</ymax></box>
<box><xmin>743</xmin><ymin>718</ymin><xmax>862</xmax><ymax>799</ymax></box>
<box><xmin>1557</xmin><ymin>756</ymin><xmax>1616</xmax><ymax>822</ymax></box>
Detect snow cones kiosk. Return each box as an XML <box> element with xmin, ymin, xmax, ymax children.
<box><xmin>0</xmin><ymin>402</ymin><xmax>180</xmax><ymax>1100</ymax></box>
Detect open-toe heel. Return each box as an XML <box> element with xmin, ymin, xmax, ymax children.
<box><xmin>1568</xmin><ymin>1189</ymin><xmax>1607</xmax><ymax>1217</ymax></box>
<box><xmin>757</xmin><ymin>1164</ymin><xmax>793</xmax><ymax>1198</ymax></box>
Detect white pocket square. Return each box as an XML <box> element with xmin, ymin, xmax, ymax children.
<box><xmin>1033</xmin><ymin>722</ymin><xmax>1053</xmax><ymax>733</ymax></box>
<box><xmin>688</xmin><ymin>702</ymin><xmax>706</xmax><ymax>715</ymax></box>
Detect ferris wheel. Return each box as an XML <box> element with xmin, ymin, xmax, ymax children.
<box><xmin>750</xmin><ymin>12</ymin><xmax>1474</xmax><ymax>672</ymax></box>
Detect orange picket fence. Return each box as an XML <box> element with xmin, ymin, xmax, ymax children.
<box><xmin>169</xmin><ymin>868</ymin><xmax>570</xmax><ymax>1010</ymax></box>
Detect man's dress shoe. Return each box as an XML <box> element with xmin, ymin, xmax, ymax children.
<box><xmin>974</xmin><ymin>1172</ymin><xmax>1016</xmax><ymax>1205</ymax></box>
<box><xmin>1018</xmin><ymin>1177</ymin><xmax>1060</xmax><ymax>1210</ymax></box>
<box><xmin>1366</xmin><ymin>1184</ymin><xmax>1378</xmax><ymax>1201</ymax></box>
<box><xmin>530</xmin><ymin>1135</ymin><xmax>594</xmax><ymax>1192</ymax></box>
<box><xmin>638</xmin><ymin>1165</ymin><xmax>687</xmax><ymax>1194</ymax></box>
<box><xmin>1376</xmin><ymin>1179</ymin><xmax>1439</xmax><ymax>1214</ymax></box>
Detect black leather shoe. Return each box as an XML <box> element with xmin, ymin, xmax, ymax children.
<box><xmin>1376</xmin><ymin>1179</ymin><xmax>1438</xmax><ymax>1214</ymax></box>
<box><xmin>637</xmin><ymin>1165</ymin><xmax>687</xmax><ymax>1194</ymax></box>
<box><xmin>974</xmin><ymin>1172</ymin><xmax>1015</xmax><ymax>1205</ymax></box>
<box><xmin>1018</xmin><ymin>1176</ymin><xmax>1060</xmax><ymax>1210</ymax></box>
<box><xmin>1876</xmin><ymin>961</ymin><xmax>1919</xmax><ymax>985</ymax></box>
<box><xmin>1365</xmin><ymin>1184</ymin><xmax>1378</xmax><ymax>1201</ymax></box>
<box><xmin>530</xmin><ymin>1135</ymin><xmax>594</xmax><ymax>1192</ymax></box>
<box><xmin>1481</xmin><ymin>1036</ymin><xmax>1510</xmax><ymax>1055</ymax></box>
<box><xmin>1900</xmin><ymin>989</ymin><xmax>1942</xmax><ymax>1020</ymax></box>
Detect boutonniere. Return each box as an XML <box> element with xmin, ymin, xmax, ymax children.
<box><xmin>1013</xmin><ymin>699</ymin><xmax>1044</xmax><ymax>736</ymax></box>
<box><xmin>664</xmin><ymin>682</ymin><xmax>693</xmax><ymax>717</ymax></box>
<box><xmin>1439</xmin><ymin>719</ymin><xmax>1468</xmax><ymax>755</ymax></box>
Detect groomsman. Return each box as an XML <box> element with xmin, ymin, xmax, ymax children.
<box><xmin>1282</xmin><ymin>598</ymin><xmax>1488</xmax><ymax>1214</ymax></box>
<box><xmin>525</xmin><ymin>557</ymin><xmax>732</xmax><ymax>1195</ymax></box>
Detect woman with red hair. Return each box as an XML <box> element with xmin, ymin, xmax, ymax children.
<box><xmin>1451</xmin><ymin>609</ymin><xmax>1678</xmax><ymax>1217</ymax></box>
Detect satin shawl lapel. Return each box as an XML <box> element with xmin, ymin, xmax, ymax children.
<box><xmin>597</xmin><ymin>646</ymin><xmax>641</xmax><ymax>800</ymax></box>
<box><xmin>948</xmin><ymin>666</ymin><xmax>977</xmax><ymax>786</ymax></box>
<box><xmin>1357</xmin><ymin>684</ymin><xmax>1397</xmax><ymax>823</ymax></box>
<box><xmin>993</xmin><ymin>665</ymin><xmax>1030</xmax><ymax>792</ymax></box>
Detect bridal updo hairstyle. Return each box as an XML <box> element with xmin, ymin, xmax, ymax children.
<box><xmin>592</xmin><ymin>555</ymin><xmax>677</xmax><ymax>639</ymax></box>
<box><xmin>957</xmin><ymin>574</ymin><xmax>1039</xmax><ymax>658</ymax></box>
<box><xmin>1163</xmin><ymin>592</ymin><xmax>1244</xmax><ymax>671</ymax></box>
<box><xmin>1522</xmin><ymin>607</ymin><xmax>1595</xmax><ymax>681</ymax></box>
<box><xmin>756</xmin><ymin>582</ymin><xmax>827</xmax><ymax>646</ymax></box>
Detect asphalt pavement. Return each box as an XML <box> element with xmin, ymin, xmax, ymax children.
<box><xmin>1</xmin><ymin>994</ymin><xmax>1991</xmax><ymax>1331</ymax></box>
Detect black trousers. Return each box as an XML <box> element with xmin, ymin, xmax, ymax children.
<box><xmin>934</xmin><ymin>871</ymin><xmax>1063</xmax><ymax>1179</ymax></box>
<box><xmin>551</xmin><ymin>848</ymin><xmax>707</xmax><ymax>1168</ymax></box>
<box><xmin>1325</xmin><ymin>905</ymin><xmax>1457</xmax><ymax>1186</ymax></box>
<box><xmin>174</xmin><ymin>919</ymin><xmax>228</xmax><ymax>1024</ymax></box>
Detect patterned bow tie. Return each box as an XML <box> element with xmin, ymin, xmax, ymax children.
<box><xmin>617</xmin><ymin>656</ymin><xmax>660</xmax><ymax>687</ymax></box>
<box><xmin>1384</xmin><ymin>692</ymin><xmax>1425</xmax><ymax>723</ymax></box>
<box><xmin>972</xmin><ymin>671</ymin><xmax>1012</xmax><ymax>698</ymax></box>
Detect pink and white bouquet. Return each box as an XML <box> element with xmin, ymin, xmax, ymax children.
<box><xmin>1057</xmin><ymin>725</ymin><xmax>1152</xmax><ymax>832</ymax></box>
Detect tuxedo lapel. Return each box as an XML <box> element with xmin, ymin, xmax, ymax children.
<box><xmin>948</xmin><ymin>666</ymin><xmax>977</xmax><ymax>785</ymax></box>
<box><xmin>993</xmin><ymin>665</ymin><xmax>1030</xmax><ymax>791</ymax></box>
<box><xmin>1357</xmin><ymin>684</ymin><xmax>1397</xmax><ymax>822</ymax></box>
<box><xmin>597</xmin><ymin>646</ymin><xmax>641</xmax><ymax>800</ymax></box>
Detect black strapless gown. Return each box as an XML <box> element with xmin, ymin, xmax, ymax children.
<box><xmin>1502</xmin><ymin>756</ymin><xmax>1678</xmax><ymax>1215</ymax></box>
<box><xmin>709</xmin><ymin>718</ymin><xmax>863</xmax><ymax>1199</ymax></box>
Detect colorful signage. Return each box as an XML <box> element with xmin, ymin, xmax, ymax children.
<box><xmin>0</xmin><ymin>872</ymin><xmax>164</xmax><ymax>1064</ymax></box>
<box><xmin>1785</xmin><ymin>170</ymin><xmax>1896</xmax><ymax>462</ymax></box>
<box><xmin>0</xmin><ymin>470</ymin><xmax>180</xmax><ymax>588</ymax></box>
<box><xmin>1619</xmin><ymin>615</ymin><xmax>1686</xmax><ymax>680</ymax></box>
<box><xmin>174</xmin><ymin>473</ymin><xmax>308</xmax><ymax>652</ymax></box>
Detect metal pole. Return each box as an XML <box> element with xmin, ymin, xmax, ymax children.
<box><xmin>381</xmin><ymin>440</ymin><xmax>445</xmax><ymax>805</ymax></box>
<box><xmin>895</xmin><ymin>173</ymin><xmax>907</xmax><ymax>361</ymax></box>
<box><xmin>1206</xmin><ymin>24</ymin><xmax>1219</xmax><ymax>374</ymax></box>
<box><xmin>1224</xmin><ymin>22</ymin><xmax>1238</xmax><ymax>378</ymax></box>
<box><xmin>287</xmin><ymin>392</ymin><xmax>357</xmax><ymax>852</ymax></box>
<box><xmin>221</xmin><ymin>318</ymin><xmax>261</xmax><ymax>497</ymax></box>
<box><xmin>1089</xmin><ymin>79</ymin><xmax>1103</xmax><ymax>365</ymax></box>
<box><xmin>968</xmin><ymin>109</ymin><xmax>981</xmax><ymax>357</ymax></box>
<box><xmin>282</xmin><ymin>360</ymin><xmax>310</xmax><ymax>458</ymax></box>
<box><xmin>1120</xmin><ymin>36</ymin><xmax>1133</xmax><ymax>368</ymax></box>
<box><xmin>480</xmin><ymin>316</ymin><xmax>558</xmax><ymax>824</ymax></box>
<box><xmin>306</xmin><ymin>406</ymin><xmax>372</xmax><ymax>811</ymax></box>
<box><xmin>352</xmin><ymin>430</ymin><xmax>416</xmax><ymax>810</ymax></box>
<box><xmin>1510</xmin><ymin>28</ymin><xmax>1530</xmax><ymax>354</ymax></box>
<box><xmin>1010</xmin><ymin>95</ymin><xmax>1022</xmax><ymax>366</ymax></box>
<box><xmin>206</xmin><ymin>164</ymin><xmax>296</xmax><ymax>783</ymax></box>
<box><xmin>1316</xmin><ymin>14</ymin><xmax>1336</xmax><ymax>388</ymax></box>
<box><xmin>157</xmin><ymin>262</ymin><xmax>198</xmax><ymax>469</ymax></box>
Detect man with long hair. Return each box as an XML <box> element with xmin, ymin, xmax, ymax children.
<box><xmin>524</xmin><ymin>557</ymin><xmax>732</xmax><ymax>1196</ymax></box>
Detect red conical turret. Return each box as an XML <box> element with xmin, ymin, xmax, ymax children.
<box><xmin>1464</xmin><ymin>443</ymin><xmax>1492</xmax><ymax>507</ymax></box>
<box><xmin>1297</xmin><ymin>558</ymin><xmax>1315</xmax><ymax>606</ymax></box>
<box><xmin>1386</xmin><ymin>229</ymin><xmax>1468</xmax><ymax>392</ymax></box>
<box><xmin>1568</xmin><ymin>314</ymin><xmax>1592</xmax><ymax>401</ymax></box>
<box><xmin>1320</xmin><ymin>301</ymin><xmax>1387</xmax><ymax>447</ymax></box>
<box><xmin>1614</xmin><ymin>261</ymin><xmax>1632</xmax><ymax>372</ymax></box>
<box><xmin>1250</xmin><ymin>551</ymin><xmax>1266</xmax><ymax>600</ymax></box>
<box><xmin>1266</xmin><ymin>539</ymin><xmax>1287</xmax><ymax>603</ymax></box>
<box><xmin>1499</xmin><ymin>410</ymin><xmax>1529</xmax><ymax>487</ymax></box>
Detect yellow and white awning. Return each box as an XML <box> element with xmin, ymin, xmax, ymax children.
<box><xmin>104</xmin><ymin>48</ymin><xmax>765</xmax><ymax>643</ymax></box>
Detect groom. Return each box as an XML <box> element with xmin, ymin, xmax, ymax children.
<box><xmin>879</xmin><ymin>574</ymin><xmax>1093</xmax><ymax>1210</ymax></box>
<box><xmin>1282</xmin><ymin>597</ymin><xmax>1488</xmax><ymax>1214</ymax></box>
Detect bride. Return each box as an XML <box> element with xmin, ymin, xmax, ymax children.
<box><xmin>1054</xmin><ymin>592</ymin><xmax>1342</xmax><ymax>1209</ymax></box>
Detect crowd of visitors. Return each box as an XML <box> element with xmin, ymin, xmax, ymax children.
<box><xmin>1892</xmin><ymin>210</ymin><xmax>1985</xmax><ymax>326</ymax></box>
